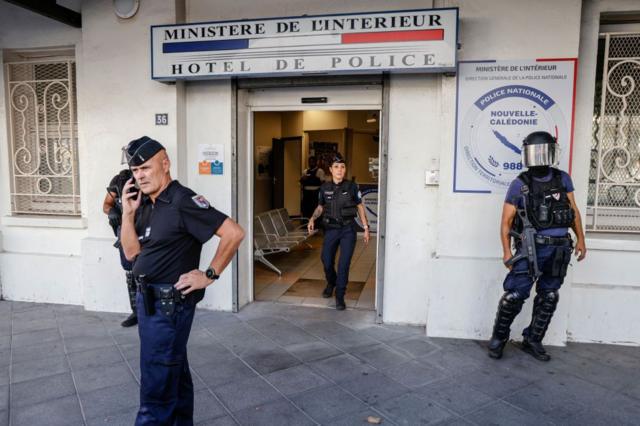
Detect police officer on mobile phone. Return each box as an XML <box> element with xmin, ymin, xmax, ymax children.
<box><xmin>120</xmin><ymin>136</ymin><xmax>244</xmax><ymax>424</ymax></box>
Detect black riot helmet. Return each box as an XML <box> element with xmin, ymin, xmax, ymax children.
<box><xmin>121</xmin><ymin>136</ymin><xmax>165</xmax><ymax>166</ymax></box>
<box><xmin>521</xmin><ymin>131</ymin><xmax>560</xmax><ymax>168</ymax></box>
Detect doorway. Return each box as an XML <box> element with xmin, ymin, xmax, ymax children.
<box><xmin>235</xmin><ymin>83</ymin><xmax>386</xmax><ymax>318</ymax></box>
<box><xmin>252</xmin><ymin>109</ymin><xmax>380</xmax><ymax>310</ymax></box>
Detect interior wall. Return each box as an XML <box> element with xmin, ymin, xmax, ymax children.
<box><xmin>254</xmin><ymin>112</ymin><xmax>281</xmax><ymax>214</ymax></box>
<box><xmin>282</xmin><ymin>111</ymin><xmax>303</xmax><ymax>137</ymax></box>
<box><xmin>303</xmin><ymin>110</ymin><xmax>347</xmax><ymax>131</ymax></box>
<box><xmin>283</xmin><ymin>140</ymin><xmax>302</xmax><ymax>216</ymax></box>
<box><xmin>350</xmin><ymin>132</ymin><xmax>379</xmax><ymax>184</ymax></box>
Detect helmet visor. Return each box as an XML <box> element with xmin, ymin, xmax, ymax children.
<box><xmin>522</xmin><ymin>143</ymin><xmax>560</xmax><ymax>167</ymax></box>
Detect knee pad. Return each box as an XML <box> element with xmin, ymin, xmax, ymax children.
<box><xmin>498</xmin><ymin>291</ymin><xmax>525</xmax><ymax>315</ymax></box>
<box><xmin>540</xmin><ymin>290</ymin><xmax>559</xmax><ymax>303</ymax></box>
<box><xmin>536</xmin><ymin>290</ymin><xmax>559</xmax><ymax>313</ymax></box>
<box><xmin>502</xmin><ymin>290</ymin><xmax>525</xmax><ymax>304</ymax></box>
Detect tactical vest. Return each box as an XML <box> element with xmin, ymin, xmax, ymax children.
<box><xmin>322</xmin><ymin>180</ymin><xmax>358</xmax><ymax>229</ymax></box>
<box><xmin>303</xmin><ymin>167</ymin><xmax>322</xmax><ymax>188</ymax></box>
<box><xmin>514</xmin><ymin>168</ymin><xmax>575</xmax><ymax>232</ymax></box>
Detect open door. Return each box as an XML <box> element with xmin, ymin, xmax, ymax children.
<box><xmin>271</xmin><ymin>138</ymin><xmax>285</xmax><ymax>209</ymax></box>
<box><xmin>271</xmin><ymin>136</ymin><xmax>303</xmax><ymax>210</ymax></box>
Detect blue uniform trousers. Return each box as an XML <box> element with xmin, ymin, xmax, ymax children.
<box><xmin>503</xmin><ymin>243</ymin><xmax>572</xmax><ymax>299</ymax></box>
<box><xmin>135</xmin><ymin>289</ymin><xmax>195</xmax><ymax>426</ymax></box>
<box><xmin>321</xmin><ymin>225</ymin><xmax>357</xmax><ymax>297</ymax></box>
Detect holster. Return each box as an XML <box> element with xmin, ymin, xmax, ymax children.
<box><xmin>155</xmin><ymin>285</ymin><xmax>176</xmax><ymax>317</ymax></box>
<box><xmin>136</xmin><ymin>275</ymin><xmax>155</xmax><ymax>316</ymax></box>
<box><xmin>548</xmin><ymin>245</ymin><xmax>572</xmax><ymax>278</ymax></box>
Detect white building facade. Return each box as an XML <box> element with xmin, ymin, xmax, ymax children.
<box><xmin>0</xmin><ymin>0</ymin><xmax>638</xmax><ymax>346</ymax></box>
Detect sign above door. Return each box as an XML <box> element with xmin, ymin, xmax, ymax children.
<box><xmin>151</xmin><ymin>8</ymin><xmax>458</xmax><ymax>81</ymax></box>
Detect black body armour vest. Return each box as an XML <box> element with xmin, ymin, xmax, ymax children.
<box><xmin>514</xmin><ymin>168</ymin><xmax>575</xmax><ymax>232</ymax></box>
<box><xmin>322</xmin><ymin>180</ymin><xmax>358</xmax><ymax>229</ymax></box>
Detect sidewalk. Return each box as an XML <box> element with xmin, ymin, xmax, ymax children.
<box><xmin>0</xmin><ymin>300</ymin><xmax>639</xmax><ymax>425</ymax></box>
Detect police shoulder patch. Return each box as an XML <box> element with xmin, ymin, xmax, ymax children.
<box><xmin>191</xmin><ymin>195</ymin><xmax>210</xmax><ymax>209</ymax></box>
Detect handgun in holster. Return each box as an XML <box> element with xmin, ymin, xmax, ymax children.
<box><xmin>136</xmin><ymin>274</ymin><xmax>155</xmax><ymax>316</ymax></box>
<box><xmin>156</xmin><ymin>286</ymin><xmax>176</xmax><ymax>316</ymax></box>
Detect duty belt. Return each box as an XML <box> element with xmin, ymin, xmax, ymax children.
<box><xmin>149</xmin><ymin>283</ymin><xmax>187</xmax><ymax>303</ymax></box>
<box><xmin>534</xmin><ymin>235</ymin><xmax>572</xmax><ymax>246</ymax></box>
<box><xmin>135</xmin><ymin>276</ymin><xmax>192</xmax><ymax>316</ymax></box>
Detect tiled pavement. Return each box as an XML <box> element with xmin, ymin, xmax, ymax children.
<box><xmin>1</xmin><ymin>300</ymin><xmax>639</xmax><ymax>425</ymax></box>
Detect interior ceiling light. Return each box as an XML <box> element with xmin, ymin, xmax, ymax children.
<box><xmin>366</xmin><ymin>113</ymin><xmax>378</xmax><ymax>123</ymax></box>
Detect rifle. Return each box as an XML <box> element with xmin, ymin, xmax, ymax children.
<box><xmin>504</xmin><ymin>186</ymin><xmax>542</xmax><ymax>278</ymax></box>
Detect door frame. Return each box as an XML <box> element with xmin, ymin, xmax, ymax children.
<box><xmin>234</xmin><ymin>78</ymin><xmax>389</xmax><ymax>323</ymax></box>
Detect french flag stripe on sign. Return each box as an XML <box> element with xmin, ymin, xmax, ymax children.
<box><xmin>342</xmin><ymin>29</ymin><xmax>444</xmax><ymax>44</ymax></box>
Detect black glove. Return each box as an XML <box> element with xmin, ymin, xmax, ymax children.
<box><xmin>108</xmin><ymin>207</ymin><xmax>122</xmax><ymax>231</ymax></box>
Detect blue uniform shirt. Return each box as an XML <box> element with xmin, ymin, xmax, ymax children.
<box><xmin>132</xmin><ymin>180</ymin><xmax>228</xmax><ymax>284</ymax></box>
<box><xmin>504</xmin><ymin>170</ymin><xmax>575</xmax><ymax>237</ymax></box>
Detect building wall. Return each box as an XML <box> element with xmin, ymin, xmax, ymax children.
<box><xmin>568</xmin><ymin>0</ymin><xmax>640</xmax><ymax>344</ymax></box>
<box><xmin>0</xmin><ymin>0</ymin><xmax>638</xmax><ymax>346</ymax></box>
<box><xmin>420</xmin><ymin>0</ymin><xmax>583</xmax><ymax>345</ymax></box>
<box><xmin>0</xmin><ymin>2</ymin><xmax>84</xmax><ymax>303</ymax></box>
<box><xmin>184</xmin><ymin>80</ymin><xmax>234</xmax><ymax>311</ymax></box>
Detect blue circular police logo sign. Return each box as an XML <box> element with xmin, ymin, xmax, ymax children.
<box><xmin>460</xmin><ymin>85</ymin><xmax>567</xmax><ymax>189</ymax></box>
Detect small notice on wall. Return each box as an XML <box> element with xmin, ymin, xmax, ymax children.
<box><xmin>453</xmin><ymin>58</ymin><xmax>577</xmax><ymax>193</ymax></box>
<box><xmin>198</xmin><ymin>144</ymin><xmax>224</xmax><ymax>175</ymax></box>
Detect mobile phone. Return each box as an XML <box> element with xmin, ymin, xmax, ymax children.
<box><xmin>128</xmin><ymin>177</ymin><xmax>139</xmax><ymax>194</ymax></box>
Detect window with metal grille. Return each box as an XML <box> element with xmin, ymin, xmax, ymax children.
<box><xmin>588</xmin><ymin>33</ymin><xmax>640</xmax><ymax>233</ymax></box>
<box><xmin>4</xmin><ymin>53</ymin><xmax>80</xmax><ymax>216</ymax></box>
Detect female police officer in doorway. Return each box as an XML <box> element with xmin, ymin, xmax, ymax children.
<box><xmin>308</xmin><ymin>154</ymin><xmax>370</xmax><ymax>310</ymax></box>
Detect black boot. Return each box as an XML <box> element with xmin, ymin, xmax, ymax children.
<box><xmin>488</xmin><ymin>292</ymin><xmax>524</xmax><ymax>359</ymax></box>
<box><xmin>521</xmin><ymin>290</ymin><xmax>558</xmax><ymax>362</ymax></box>
<box><xmin>335</xmin><ymin>295</ymin><xmax>346</xmax><ymax>311</ymax></box>
<box><xmin>322</xmin><ymin>284</ymin><xmax>335</xmax><ymax>298</ymax></box>
<box><xmin>121</xmin><ymin>312</ymin><xmax>138</xmax><ymax>327</ymax></box>
<box><xmin>121</xmin><ymin>271</ymin><xmax>138</xmax><ymax>327</ymax></box>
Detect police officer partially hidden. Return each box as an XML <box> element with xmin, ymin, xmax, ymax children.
<box><xmin>299</xmin><ymin>156</ymin><xmax>325</xmax><ymax>219</ymax></box>
<box><xmin>103</xmin><ymin>168</ymin><xmax>138</xmax><ymax>327</ymax></box>
<box><xmin>308</xmin><ymin>154</ymin><xmax>370</xmax><ymax>310</ymax></box>
<box><xmin>488</xmin><ymin>131</ymin><xmax>587</xmax><ymax>361</ymax></box>
<box><xmin>120</xmin><ymin>136</ymin><xmax>244</xmax><ymax>425</ymax></box>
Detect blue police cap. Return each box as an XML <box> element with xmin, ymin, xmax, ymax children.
<box><xmin>330</xmin><ymin>153</ymin><xmax>345</xmax><ymax>166</ymax></box>
<box><xmin>123</xmin><ymin>136</ymin><xmax>165</xmax><ymax>166</ymax></box>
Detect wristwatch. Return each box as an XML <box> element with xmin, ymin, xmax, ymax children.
<box><xmin>205</xmin><ymin>267</ymin><xmax>220</xmax><ymax>281</ymax></box>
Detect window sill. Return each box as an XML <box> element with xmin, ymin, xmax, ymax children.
<box><xmin>585</xmin><ymin>232</ymin><xmax>640</xmax><ymax>252</ymax></box>
<box><xmin>1</xmin><ymin>215</ymin><xmax>87</xmax><ymax>229</ymax></box>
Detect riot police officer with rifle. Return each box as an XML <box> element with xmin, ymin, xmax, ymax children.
<box><xmin>488</xmin><ymin>131</ymin><xmax>587</xmax><ymax>361</ymax></box>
